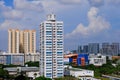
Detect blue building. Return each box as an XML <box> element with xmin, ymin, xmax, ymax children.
<box><xmin>68</xmin><ymin>53</ymin><xmax>89</xmax><ymax>66</ymax></box>
<box><xmin>77</xmin><ymin>54</ymin><xmax>89</xmax><ymax>66</ymax></box>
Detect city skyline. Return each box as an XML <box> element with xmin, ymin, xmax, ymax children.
<box><xmin>0</xmin><ymin>0</ymin><xmax>120</xmax><ymax>51</ymax></box>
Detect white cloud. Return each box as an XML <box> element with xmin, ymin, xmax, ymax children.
<box><xmin>65</xmin><ymin>7</ymin><xmax>110</xmax><ymax>38</ymax></box>
<box><xmin>0</xmin><ymin>0</ymin><xmax>44</xmax><ymax>30</ymax></box>
<box><xmin>41</xmin><ymin>0</ymin><xmax>83</xmax><ymax>14</ymax></box>
<box><xmin>0</xmin><ymin>20</ymin><xmax>22</xmax><ymax>30</ymax></box>
<box><xmin>3</xmin><ymin>10</ymin><xmax>23</xmax><ymax>19</ymax></box>
<box><xmin>14</xmin><ymin>0</ymin><xmax>43</xmax><ymax>12</ymax></box>
<box><xmin>0</xmin><ymin>0</ymin><xmax>83</xmax><ymax>30</ymax></box>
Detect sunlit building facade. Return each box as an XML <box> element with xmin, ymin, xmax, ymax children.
<box><xmin>8</xmin><ymin>29</ymin><xmax>36</xmax><ymax>53</ymax></box>
<box><xmin>39</xmin><ymin>14</ymin><xmax>64</xmax><ymax>78</ymax></box>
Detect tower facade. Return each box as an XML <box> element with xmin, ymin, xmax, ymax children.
<box><xmin>8</xmin><ymin>29</ymin><xmax>36</xmax><ymax>53</ymax></box>
<box><xmin>40</xmin><ymin>14</ymin><xmax>64</xmax><ymax>78</ymax></box>
<box><xmin>101</xmin><ymin>43</ymin><xmax>119</xmax><ymax>56</ymax></box>
<box><xmin>88</xmin><ymin>43</ymin><xmax>99</xmax><ymax>54</ymax></box>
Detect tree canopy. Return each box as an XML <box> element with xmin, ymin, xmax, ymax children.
<box><xmin>25</xmin><ymin>61</ymin><xmax>39</xmax><ymax>67</ymax></box>
<box><xmin>35</xmin><ymin>76</ymin><xmax>52</xmax><ymax>80</ymax></box>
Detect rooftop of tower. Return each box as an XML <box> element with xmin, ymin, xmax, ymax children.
<box><xmin>47</xmin><ymin>14</ymin><xmax>56</xmax><ymax>21</ymax></box>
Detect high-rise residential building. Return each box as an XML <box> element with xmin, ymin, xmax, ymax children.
<box><xmin>88</xmin><ymin>43</ymin><xmax>99</xmax><ymax>54</ymax></box>
<box><xmin>8</xmin><ymin>29</ymin><xmax>36</xmax><ymax>53</ymax></box>
<box><xmin>39</xmin><ymin>14</ymin><xmax>63</xmax><ymax>78</ymax></box>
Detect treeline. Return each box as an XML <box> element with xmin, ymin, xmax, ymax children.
<box><xmin>73</xmin><ymin>60</ymin><xmax>120</xmax><ymax>77</ymax></box>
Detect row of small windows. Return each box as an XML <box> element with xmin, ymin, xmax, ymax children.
<box><xmin>46</xmin><ymin>31</ymin><xmax>62</xmax><ymax>33</ymax></box>
<box><xmin>57</xmin><ymin>73</ymin><xmax>63</xmax><ymax>75</ymax></box>
<box><xmin>46</xmin><ymin>41</ymin><xmax>52</xmax><ymax>44</ymax></box>
<box><xmin>57</xmin><ymin>52</ymin><xmax>62</xmax><ymax>54</ymax></box>
<box><xmin>46</xmin><ymin>73</ymin><xmax>52</xmax><ymax>77</ymax></box>
<box><xmin>57</xmin><ymin>62</ymin><xmax>63</xmax><ymax>64</ymax></box>
<box><xmin>46</xmin><ymin>24</ymin><xmax>63</xmax><ymax>27</ymax></box>
<box><xmin>46</xmin><ymin>51</ymin><xmax>62</xmax><ymax>53</ymax></box>
<box><xmin>57</xmin><ymin>41</ymin><xmax>62</xmax><ymax>43</ymax></box>
<box><xmin>46</xmin><ymin>68</ymin><xmax>52</xmax><ymax>69</ymax></box>
<box><xmin>46</xmin><ymin>62</ymin><xmax>52</xmax><ymax>64</ymax></box>
<box><xmin>46</xmin><ymin>41</ymin><xmax>63</xmax><ymax>43</ymax></box>
<box><xmin>46</xmin><ymin>52</ymin><xmax>52</xmax><ymax>54</ymax></box>
<box><xmin>46</xmin><ymin>23</ymin><xmax>62</xmax><ymax>25</ymax></box>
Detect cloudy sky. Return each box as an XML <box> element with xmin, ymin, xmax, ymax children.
<box><xmin>0</xmin><ymin>0</ymin><xmax>120</xmax><ymax>51</ymax></box>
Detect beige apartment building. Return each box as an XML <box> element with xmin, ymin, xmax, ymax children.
<box><xmin>8</xmin><ymin>29</ymin><xmax>36</xmax><ymax>53</ymax></box>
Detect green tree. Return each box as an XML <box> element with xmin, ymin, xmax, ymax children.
<box><xmin>0</xmin><ymin>68</ymin><xmax>9</xmax><ymax>79</ymax></box>
<box><xmin>115</xmin><ymin>64</ymin><xmax>120</xmax><ymax>75</ymax></box>
<box><xmin>35</xmin><ymin>76</ymin><xmax>52</xmax><ymax>80</ymax></box>
<box><xmin>54</xmin><ymin>76</ymin><xmax>79</xmax><ymax>80</ymax></box>
<box><xmin>25</xmin><ymin>61</ymin><xmax>39</xmax><ymax>67</ymax></box>
<box><xmin>15</xmin><ymin>74</ymin><xmax>29</xmax><ymax>80</ymax></box>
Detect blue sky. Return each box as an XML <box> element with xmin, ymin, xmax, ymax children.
<box><xmin>0</xmin><ymin>0</ymin><xmax>120</xmax><ymax>51</ymax></box>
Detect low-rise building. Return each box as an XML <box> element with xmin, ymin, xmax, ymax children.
<box><xmin>0</xmin><ymin>52</ymin><xmax>24</xmax><ymax>66</ymax></box>
<box><xmin>4</xmin><ymin>67</ymin><xmax>39</xmax><ymax>79</ymax></box>
<box><xmin>25</xmin><ymin>53</ymin><xmax>40</xmax><ymax>62</ymax></box>
<box><xmin>64</xmin><ymin>53</ymin><xmax>89</xmax><ymax>66</ymax></box>
<box><xmin>63</xmin><ymin>58</ymin><xmax>69</xmax><ymax>64</ymax></box>
<box><xmin>69</xmin><ymin>68</ymin><xmax>94</xmax><ymax>78</ymax></box>
<box><xmin>64</xmin><ymin>66</ymin><xmax>99</xmax><ymax>80</ymax></box>
<box><xmin>0</xmin><ymin>52</ymin><xmax>40</xmax><ymax>66</ymax></box>
<box><xmin>89</xmin><ymin>54</ymin><xmax>106</xmax><ymax>66</ymax></box>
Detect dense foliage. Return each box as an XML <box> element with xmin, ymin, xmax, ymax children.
<box><xmin>0</xmin><ymin>68</ymin><xmax>9</xmax><ymax>77</ymax></box>
<box><xmin>73</xmin><ymin>60</ymin><xmax>120</xmax><ymax>77</ymax></box>
<box><xmin>15</xmin><ymin>74</ymin><xmax>29</xmax><ymax>80</ymax></box>
<box><xmin>25</xmin><ymin>61</ymin><xmax>39</xmax><ymax>67</ymax></box>
<box><xmin>35</xmin><ymin>76</ymin><xmax>52</xmax><ymax>80</ymax></box>
<box><xmin>54</xmin><ymin>76</ymin><xmax>79</xmax><ymax>80</ymax></box>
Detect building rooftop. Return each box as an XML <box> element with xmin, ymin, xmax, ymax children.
<box><xmin>4</xmin><ymin>67</ymin><xmax>39</xmax><ymax>72</ymax></box>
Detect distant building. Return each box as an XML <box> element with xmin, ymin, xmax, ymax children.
<box><xmin>67</xmin><ymin>53</ymin><xmax>89</xmax><ymax>66</ymax></box>
<box><xmin>0</xmin><ymin>52</ymin><xmax>24</xmax><ymax>66</ymax></box>
<box><xmin>63</xmin><ymin>58</ymin><xmax>69</xmax><ymax>64</ymax></box>
<box><xmin>83</xmin><ymin>45</ymin><xmax>88</xmax><ymax>53</ymax></box>
<box><xmin>88</xmin><ymin>43</ymin><xmax>99</xmax><ymax>54</ymax></box>
<box><xmin>112</xmin><ymin>56</ymin><xmax>120</xmax><ymax>60</ymax></box>
<box><xmin>64</xmin><ymin>67</ymin><xmax>96</xmax><ymax>80</ymax></box>
<box><xmin>4</xmin><ymin>67</ymin><xmax>39</xmax><ymax>79</ymax></box>
<box><xmin>89</xmin><ymin>54</ymin><xmax>106</xmax><ymax>66</ymax></box>
<box><xmin>77</xmin><ymin>54</ymin><xmax>89</xmax><ymax>66</ymax></box>
<box><xmin>101</xmin><ymin>43</ymin><xmax>119</xmax><ymax>56</ymax></box>
<box><xmin>0</xmin><ymin>52</ymin><xmax>40</xmax><ymax>66</ymax></box>
<box><xmin>69</xmin><ymin>54</ymin><xmax>78</xmax><ymax>65</ymax></box>
<box><xmin>78</xmin><ymin>46</ymin><xmax>83</xmax><ymax>53</ymax></box>
<box><xmin>39</xmin><ymin>14</ymin><xmax>64</xmax><ymax>78</ymax></box>
<box><xmin>8</xmin><ymin>29</ymin><xmax>36</xmax><ymax>53</ymax></box>
<box><xmin>112</xmin><ymin>43</ymin><xmax>119</xmax><ymax>55</ymax></box>
<box><xmin>25</xmin><ymin>53</ymin><xmax>40</xmax><ymax>62</ymax></box>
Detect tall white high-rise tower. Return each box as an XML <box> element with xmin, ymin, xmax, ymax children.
<box><xmin>39</xmin><ymin>14</ymin><xmax>64</xmax><ymax>78</ymax></box>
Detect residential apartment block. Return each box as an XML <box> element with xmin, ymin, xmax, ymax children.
<box><xmin>39</xmin><ymin>14</ymin><xmax>64</xmax><ymax>78</ymax></box>
<box><xmin>8</xmin><ymin>29</ymin><xmax>36</xmax><ymax>53</ymax></box>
